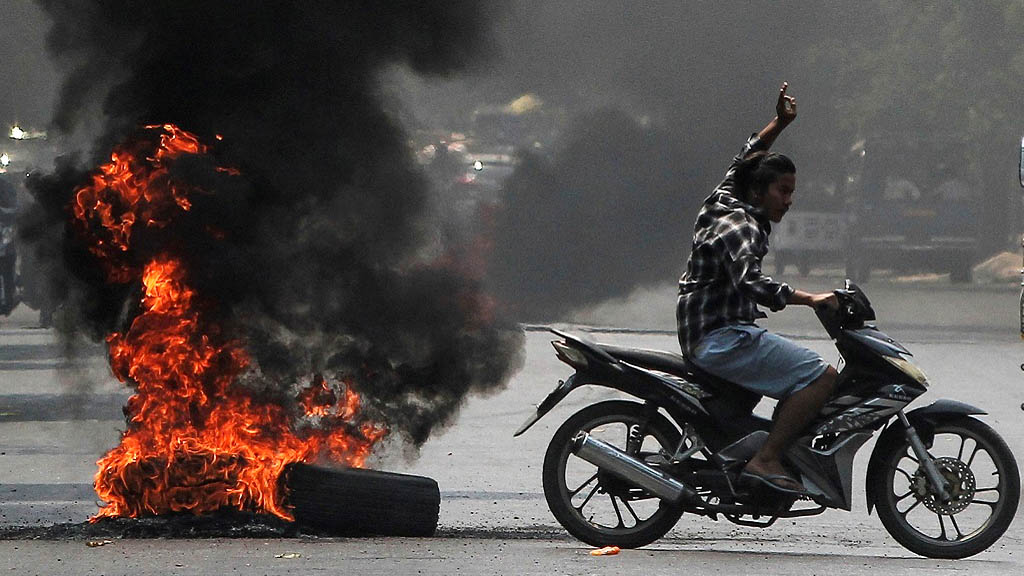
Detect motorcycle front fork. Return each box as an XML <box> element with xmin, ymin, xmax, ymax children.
<box><xmin>897</xmin><ymin>411</ymin><xmax>951</xmax><ymax>502</ymax></box>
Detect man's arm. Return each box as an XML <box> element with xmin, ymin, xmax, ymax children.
<box><xmin>721</xmin><ymin>224</ymin><xmax>794</xmax><ymax>311</ymax></box>
<box><xmin>788</xmin><ymin>289</ymin><xmax>838</xmax><ymax>309</ymax></box>
<box><xmin>726</xmin><ymin>252</ymin><xmax>794</xmax><ymax>312</ymax></box>
<box><xmin>710</xmin><ymin>83</ymin><xmax>798</xmax><ymax>200</ymax></box>
<box><xmin>755</xmin><ymin>82</ymin><xmax>797</xmax><ymax>150</ymax></box>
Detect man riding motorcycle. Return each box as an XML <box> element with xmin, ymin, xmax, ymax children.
<box><xmin>677</xmin><ymin>82</ymin><xmax>839</xmax><ymax>494</ymax></box>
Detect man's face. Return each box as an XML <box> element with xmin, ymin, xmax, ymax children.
<box><xmin>759</xmin><ymin>173</ymin><xmax>795</xmax><ymax>223</ymax></box>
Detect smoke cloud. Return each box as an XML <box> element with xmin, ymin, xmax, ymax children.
<box><xmin>24</xmin><ymin>1</ymin><xmax>524</xmax><ymax>448</ymax></box>
<box><xmin>488</xmin><ymin>107</ymin><xmax>698</xmax><ymax>320</ymax></box>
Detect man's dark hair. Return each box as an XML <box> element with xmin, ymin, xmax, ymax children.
<box><xmin>734</xmin><ymin>151</ymin><xmax>795</xmax><ymax>203</ymax></box>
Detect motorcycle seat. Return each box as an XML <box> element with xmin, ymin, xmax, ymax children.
<box><xmin>595</xmin><ymin>344</ymin><xmax>742</xmax><ymax>393</ymax></box>
<box><xmin>595</xmin><ymin>342</ymin><xmax>765</xmax><ymax>431</ymax></box>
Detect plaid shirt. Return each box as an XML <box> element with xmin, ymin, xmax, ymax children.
<box><xmin>676</xmin><ymin>135</ymin><xmax>794</xmax><ymax>355</ymax></box>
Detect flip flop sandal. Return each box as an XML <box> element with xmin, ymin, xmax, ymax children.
<box><xmin>739</xmin><ymin>470</ymin><xmax>812</xmax><ymax>497</ymax></box>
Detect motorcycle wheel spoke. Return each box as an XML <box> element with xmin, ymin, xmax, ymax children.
<box><xmin>569</xmin><ymin>473</ymin><xmax>599</xmax><ymax>498</ymax></box>
<box><xmin>937</xmin><ymin>514</ymin><xmax>948</xmax><ymax>541</ymax></box>
<box><xmin>894</xmin><ymin>466</ymin><xmax>914</xmax><ymax>483</ymax></box>
<box><xmin>620</xmin><ymin>497</ymin><xmax>642</xmax><ymax>525</ymax></box>
<box><xmin>970</xmin><ymin>498</ymin><xmax>999</xmax><ymax>509</ymax></box>
<box><xmin>966</xmin><ymin>443</ymin><xmax>980</xmax><ymax>468</ymax></box>
<box><xmin>898</xmin><ymin>498</ymin><xmax>922</xmax><ymax>518</ymax></box>
<box><xmin>974</xmin><ymin>486</ymin><xmax>1000</xmax><ymax>494</ymax></box>
<box><xmin>956</xmin><ymin>435</ymin><xmax>967</xmax><ymax>461</ymax></box>
<box><xmin>948</xmin><ymin>514</ymin><xmax>964</xmax><ymax>541</ymax></box>
<box><xmin>574</xmin><ymin>483</ymin><xmax>600</xmax><ymax>514</ymax></box>
<box><xmin>609</xmin><ymin>494</ymin><xmax>625</xmax><ymax>528</ymax></box>
<box><xmin>894</xmin><ymin>489</ymin><xmax>914</xmax><ymax>503</ymax></box>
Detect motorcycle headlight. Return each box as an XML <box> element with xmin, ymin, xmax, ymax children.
<box><xmin>883</xmin><ymin>354</ymin><xmax>929</xmax><ymax>386</ymax></box>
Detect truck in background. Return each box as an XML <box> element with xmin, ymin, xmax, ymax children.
<box><xmin>843</xmin><ymin>137</ymin><xmax>981</xmax><ymax>283</ymax></box>
<box><xmin>772</xmin><ymin>138</ymin><xmax>983</xmax><ymax>283</ymax></box>
<box><xmin>772</xmin><ymin>210</ymin><xmax>848</xmax><ymax>276</ymax></box>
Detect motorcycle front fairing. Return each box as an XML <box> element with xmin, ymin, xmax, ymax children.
<box><xmin>845</xmin><ymin>326</ymin><xmax>911</xmax><ymax>357</ymax></box>
<box><xmin>789</xmin><ymin>323</ymin><xmax>926</xmax><ymax>510</ymax></box>
<box><xmin>833</xmin><ymin>326</ymin><xmax>928</xmax><ymax>398</ymax></box>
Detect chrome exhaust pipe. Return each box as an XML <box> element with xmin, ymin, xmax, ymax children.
<box><xmin>571</xmin><ymin>431</ymin><xmax>698</xmax><ymax>505</ymax></box>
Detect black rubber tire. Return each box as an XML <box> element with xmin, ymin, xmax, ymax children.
<box><xmin>285</xmin><ymin>463</ymin><xmax>440</xmax><ymax>537</ymax></box>
<box><xmin>542</xmin><ymin>400</ymin><xmax>683</xmax><ymax>549</ymax></box>
<box><xmin>869</xmin><ymin>416</ymin><xmax>1020</xmax><ymax>559</ymax></box>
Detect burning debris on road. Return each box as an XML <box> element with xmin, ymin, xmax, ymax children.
<box><xmin>73</xmin><ymin>125</ymin><xmax>386</xmax><ymax>521</ymax></box>
<box><xmin>20</xmin><ymin>1</ymin><xmax>523</xmax><ymax>530</ymax></box>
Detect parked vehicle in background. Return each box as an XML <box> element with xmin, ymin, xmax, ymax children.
<box><xmin>844</xmin><ymin>139</ymin><xmax>981</xmax><ymax>283</ymax></box>
<box><xmin>772</xmin><ymin>210</ymin><xmax>848</xmax><ymax>276</ymax></box>
<box><xmin>421</xmin><ymin>136</ymin><xmax>518</xmax><ymax>230</ymax></box>
<box><xmin>458</xmin><ymin>144</ymin><xmax>518</xmax><ymax>202</ymax></box>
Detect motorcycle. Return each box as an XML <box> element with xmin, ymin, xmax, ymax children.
<box><xmin>514</xmin><ymin>281</ymin><xmax>1019</xmax><ymax>559</ymax></box>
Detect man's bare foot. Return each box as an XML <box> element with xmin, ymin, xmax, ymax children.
<box><xmin>742</xmin><ymin>456</ymin><xmax>804</xmax><ymax>492</ymax></box>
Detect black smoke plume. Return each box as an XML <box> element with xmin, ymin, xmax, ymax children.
<box><xmin>24</xmin><ymin>1</ymin><xmax>524</xmax><ymax>448</ymax></box>
<box><xmin>489</xmin><ymin>107</ymin><xmax>699</xmax><ymax>320</ymax></box>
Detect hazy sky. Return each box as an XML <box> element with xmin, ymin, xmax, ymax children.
<box><xmin>1</xmin><ymin>1</ymin><xmax>871</xmax><ymax>141</ymax></box>
<box><xmin>0</xmin><ymin>0</ymin><xmax>59</xmax><ymax>128</ymax></box>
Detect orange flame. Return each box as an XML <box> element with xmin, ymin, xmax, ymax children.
<box><xmin>74</xmin><ymin>125</ymin><xmax>383</xmax><ymax>521</ymax></box>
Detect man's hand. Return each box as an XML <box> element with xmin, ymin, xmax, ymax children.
<box><xmin>756</xmin><ymin>82</ymin><xmax>797</xmax><ymax>149</ymax></box>
<box><xmin>776</xmin><ymin>82</ymin><xmax>797</xmax><ymax>125</ymax></box>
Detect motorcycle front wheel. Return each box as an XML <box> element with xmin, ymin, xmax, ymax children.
<box><xmin>542</xmin><ymin>400</ymin><xmax>683</xmax><ymax>548</ymax></box>
<box><xmin>869</xmin><ymin>416</ymin><xmax>1020</xmax><ymax>559</ymax></box>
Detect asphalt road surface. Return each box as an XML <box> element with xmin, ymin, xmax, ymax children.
<box><xmin>2</xmin><ymin>279</ymin><xmax>1023</xmax><ymax>575</ymax></box>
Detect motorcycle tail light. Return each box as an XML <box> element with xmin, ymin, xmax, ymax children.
<box><xmin>552</xmin><ymin>340</ymin><xmax>589</xmax><ymax>369</ymax></box>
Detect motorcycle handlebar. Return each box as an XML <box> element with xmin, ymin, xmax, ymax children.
<box><xmin>815</xmin><ymin>282</ymin><xmax>875</xmax><ymax>338</ymax></box>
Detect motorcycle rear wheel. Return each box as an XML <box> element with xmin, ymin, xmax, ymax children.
<box><xmin>542</xmin><ymin>400</ymin><xmax>683</xmax><ymax>548</ymax></box>
<box><xmin>870</xmin><ymin>416</ymin><xmax>1020</xmax><ymax>559</ymax></box>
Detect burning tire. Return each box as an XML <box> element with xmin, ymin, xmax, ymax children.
<box><xmin>285</xmin><ymin>464</ymin><xmax>440</xmax><ymax>537</ymax></box>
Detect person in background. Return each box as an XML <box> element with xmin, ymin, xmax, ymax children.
<box><xmin>0</xmin><ymin>174</ymin><xmax>18</xmax><ymax>315</ymax></box>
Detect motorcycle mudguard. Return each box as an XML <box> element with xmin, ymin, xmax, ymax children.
<box><xmin>513</xmin><ymin>361</ymin><xmax>705</xmax><ymax>437</ymax></box>
<box><xmin>864</xmin><ymin>399</ymin><xmax>987</xmax><ymax>514</ymax></box>
<box><xmin>513</xmin><ymin>374</ymin><xmax>582</xmax><ymax>437</ymax></box>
